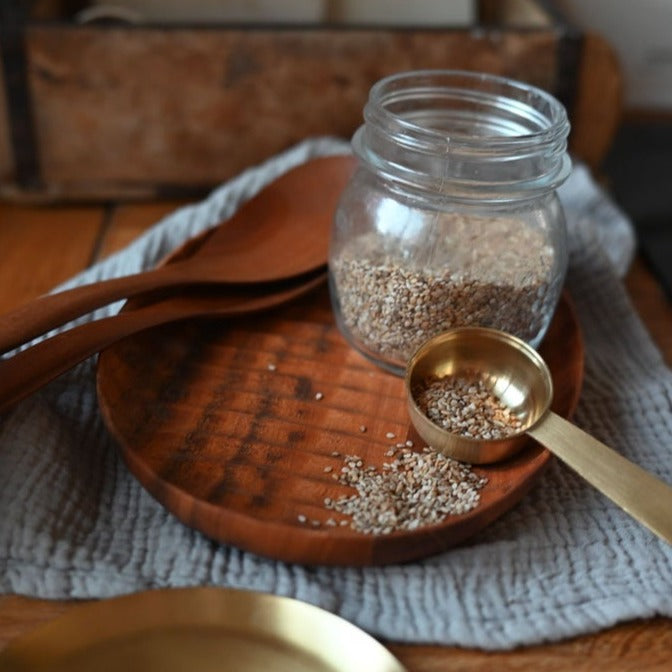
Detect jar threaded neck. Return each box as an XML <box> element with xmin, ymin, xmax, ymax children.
<box><xmin>352</xmin><ymin>70</ymin><xmax>571</xmax><ymax>202</ymax></box>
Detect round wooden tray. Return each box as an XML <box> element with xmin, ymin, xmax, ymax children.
<box><xmin>97</xmin><ymin>287</ymin><xmax>583</xmax><ymax>566</ymax></box>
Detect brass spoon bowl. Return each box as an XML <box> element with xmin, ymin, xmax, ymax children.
<box><xmin>406</xmin><ymin>327</ymin><xmax>672</xmax><ymax>544</ymax></box>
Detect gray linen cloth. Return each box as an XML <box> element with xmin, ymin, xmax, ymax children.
<box><xmin>2</xmin><ymin>137</ymin><xmax>672</xmax><ymax>651</ymax></box>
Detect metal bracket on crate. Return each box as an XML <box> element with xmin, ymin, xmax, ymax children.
<box><xmin>0</xmin><ymin>0</ymin><xmax>42</xmax><ymax>191</ymax></box>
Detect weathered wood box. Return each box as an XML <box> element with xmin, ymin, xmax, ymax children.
<box><xmin>0</xmin><ymin>0</ymin><xmax>620</xmax><ymax>201</ymax></box>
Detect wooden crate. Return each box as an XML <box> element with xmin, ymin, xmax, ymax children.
<box><xmin>0</xmin><ymin>0</ymin><xmax>621</xmax><ymax>201</ymax></box>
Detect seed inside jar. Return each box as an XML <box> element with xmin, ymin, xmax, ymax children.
<box><xmin>330</xmin><ymin>216</ymin><xmax>558</xmax><ymax>363</ymax></box>
<box><xmin>414</xmin><ymin>373</ymin><xmax>523</xmax><ymax>440</ymax></box>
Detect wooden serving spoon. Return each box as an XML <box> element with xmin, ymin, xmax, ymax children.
<box><xmin>0</xmin><ymin>270</ymin><xmax>327</xmax><ymax>414</ymax></box>
<box><xmin>0</xmin><ymin>154</ymin><xmax>355</xmax><ymax>354</ymax></box>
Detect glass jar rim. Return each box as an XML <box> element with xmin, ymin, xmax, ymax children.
<box><xmin>353</xmin><ymin>69</ymin><xmax>572</xmax><ymax>201</ymax></box>
<box><xmin>366</xmin><ymin>69</ymin><xmax>569</xmax><ymax>148</ymax></box>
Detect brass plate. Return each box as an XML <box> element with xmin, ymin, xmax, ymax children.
<box><xmin>0</xmin><ymin>587</ymin><xmax>406</xmax><ymax>672</ymax></box>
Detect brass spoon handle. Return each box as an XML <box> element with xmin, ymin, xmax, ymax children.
<box><xmin>528</xmin><ymin>411</ymin><xmax>672</xmax><ymax>544</ymax></box>
<box><xmin>0</xmin><ymin>274</ymin><xmax>326</xmax><ymax>415</ymax></box>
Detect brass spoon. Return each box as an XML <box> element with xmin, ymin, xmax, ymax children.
<box><xmin>406</xmin><ymin>327</ymin><xmax>672</xmax><ymax>544</ymax></box>
<box><xmin>0</xmin><ymin>271</ymin><xmax>326</xmax><ymax>414</ymax></box>
<box><xmin>0</xmin><ymin>154</ymin><xmax>355</xmax><ymax>354</ymax></box>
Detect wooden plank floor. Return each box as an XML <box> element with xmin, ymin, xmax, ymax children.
<box><xmin>1</xmin><ymin>200</ymin><xmax>671</xmax><ymax>670</ymax></box>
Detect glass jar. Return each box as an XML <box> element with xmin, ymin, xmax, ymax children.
<box><xmin>328</xmin><ymin>70</ymin><xmax>571</xmax><ymax>375</ymax></box>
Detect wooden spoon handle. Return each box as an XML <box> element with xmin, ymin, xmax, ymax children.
<box><xmin>0</xmin><ymin>274</ymin><xmax>326</xmax><ymax>414</ymax></box>
<box><xmin>0</xmin><ymin>264</ymin><xmax>191</xmax><ymax>355</ymax></box>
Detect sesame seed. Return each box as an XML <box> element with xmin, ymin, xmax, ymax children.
<box><xmin>359</xmin><ymin>425</ymin><xmax>367</xmax><ymax>433</ymax></box>
<box><xmin>297</xmin><ymin>514</ymin><xmax>307</xmax><ymax>523</ymax></box>
<box><xmin>413</xmin><ymin>373</ymin><xmax>523</xmax><ymax>440</ymax></box>
<box><xmin>386</xmin><ymin>432</ymin><xmax>396</xmax><ymax>439</ymax></box>
<box><xmin>324</xmin><ymin>466</ymin><xmax>333</xmax><ymax>473</ymax></box>
<box><xmin>321</xmin><ymin>447</ymin><xmax>487</xmax><ymax>535</ymax></box>
<box><xmin>330</xmin><ymin>221</ymin><xmax>555</xmax><ymax>363</ymax></box>
<box><xmin>267</xmin><ymin>363</ymin><xmax>277</xmax><ymax>371</ymax></box>
<box><xmin>315</xmin><ymin>392</ymin><xmax>324</xmax><ymax>401</ymax></box>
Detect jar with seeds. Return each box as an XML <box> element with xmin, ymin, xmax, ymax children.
<box><xmin>328</xmin><ymin>70</ymin><xmax>571</xmax><ymax>375</ymax></box>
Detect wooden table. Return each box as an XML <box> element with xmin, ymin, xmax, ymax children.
<box><xmin>1</xmin><ymin>198</ymin><xmax>672</xmax><ymax>670</ymax></box>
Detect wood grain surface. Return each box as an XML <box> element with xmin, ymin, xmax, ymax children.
<box><xmin>0</xmin><ymin>204</ymin><xmax>102</xmax><ymax>313</ymax></box>
<box><xmin>1</xmin><ymin>200</ymin><xmax>671</xmax><ymax>669</ymax></box>
<box><xmin>4</xmin><ymin>25</ymin><xmax>562</xmax><ymax>198</ymax></box>
<box><xmin>0</xmin><ymin>155</ymin><xmax>353</xmax><ymax>356</ymax></box>
<box><xmin>1</xmin><ymin>13</ymin><xmax>622</xmax><ymax>200</ymax></box>
<box><xmin>96</xmin><ymin>283</ymin><xmax>582</xmax><ymax>565</ymax></box>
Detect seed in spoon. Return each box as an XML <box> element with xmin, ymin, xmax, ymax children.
<box><xmin>413</xmin><ymin>373</ymin><xmax>523</xmax><ymax>440</ymax></box>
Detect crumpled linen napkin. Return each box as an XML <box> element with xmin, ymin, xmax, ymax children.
<box><xmin>2</xmin><ymin>137</ymin><xmax>672</xmax><ymax>651</ymax></box>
